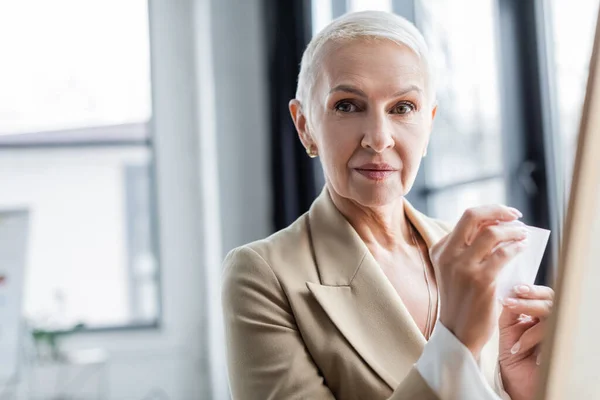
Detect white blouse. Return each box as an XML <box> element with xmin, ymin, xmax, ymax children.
<box><xmin>416</xmin><ymin>322</ymin><xmax>512</xmax><ymax>400</ymax></box>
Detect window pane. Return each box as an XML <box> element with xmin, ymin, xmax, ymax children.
<box><xmin>0</xmin><ymin>0</ymin><xmax>151</xmax><ymax>135</ymax></box>
<box><xmin>0</xmin><ymin>1</ymin><xmax>157</xmax><ymax>331</ymax></box>
<box><xmin>348</xmin><ymin>0</ymin><xmax>392</xmax><ymax>13</ymax></box>
<box><xmin>312</xmin><ymin>0</ymin><xmax>333</xmax><ymax>36</ymax></box>
<box><xmin>549</xmin><ymin>0</ymin><xmax>600</xmax><ymax>197</ymax></box>
<box><xmin>417</xmin><ymin>0</ymin><xmax>504</xmax><ymax>186</ymax></box>
<box><xmin>428</xmin><ymin>179</ymin><xmax>506</xmax><ymax>222</ymax></box>
<box><xmin>0</xmin><ymin>147</ymin><xmax>159</xmax><ymax>328</ymax></box>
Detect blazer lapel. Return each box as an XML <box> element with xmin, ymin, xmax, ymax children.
<box><xmin>306</xmin><ymin>188</ymin><xmax>450</xmax><ymax>390</ymax></box>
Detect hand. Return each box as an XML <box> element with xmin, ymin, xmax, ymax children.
<box><xmin>430</xmin><ymin>205</ymin><xmax>528</xmax><ymax>358</ymax></box>
<box><xmin>498</xmin><ymin>284</ymin><xmax>554</xmax><ymax>400</ymax></box>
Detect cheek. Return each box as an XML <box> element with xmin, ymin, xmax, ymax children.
<box><xmin>393</xmin><ymin>123</ymin><xmax>430</xmax><ymax>165</ymax></box>
<box><xmin>316</xmin><ymin>121</ymin><xmax>361</xmax><ymax>168</ymax></box>
<box><xmin>396</xmin><ymin>131</ymin><xmax>426</xmax><ymax>156</ymax></box>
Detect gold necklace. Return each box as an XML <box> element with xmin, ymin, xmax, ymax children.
<box><xmin>409</xmin><ymin>223</ymin><xmax>435</xmax><ymax>339</ymax></box>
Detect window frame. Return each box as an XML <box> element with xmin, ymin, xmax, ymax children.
<box><xmin>0</xmin><ymin>122</ymin><xmax>151</xmax><ymax>149</ymax></box>
<box><xmin>0</xmin><ymin>126</ymin><xmax>162</xmax><ymax>332</ymax></box>
<box><xmin>493</xmin><ymin>0</ymin><xmax>561</xmax><ymax>285</ymax></box>
<box><xmin>0</xmin><ymin>128</ymin><xmax>163</xmax><ymax>333</ymax></box>
<box><xmin>0</xmin><ymin>0</ymin><xmax>163</xmax><ymax>331</ymax></box>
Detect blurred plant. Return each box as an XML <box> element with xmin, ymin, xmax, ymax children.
<box><xmin>30</xmin><ymin>323</ymin><xmax>85</xmax><ymax>362</ymax></box>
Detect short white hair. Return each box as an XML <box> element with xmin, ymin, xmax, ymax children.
<box><xmin>296</xmin><ymin>11</ymin><xmax>435</xmax><ymax>111</ymax></box>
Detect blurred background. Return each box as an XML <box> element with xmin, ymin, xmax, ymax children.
<box><xmin>0</xmin><ymin>0</ymin><xmax>597</xmax><ymax>398</ymax></box>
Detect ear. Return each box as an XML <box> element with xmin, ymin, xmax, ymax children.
<box><xmin>289</xmin><ymin>99</ymin><xmax>316</xmax><ymax>150</ymax></box>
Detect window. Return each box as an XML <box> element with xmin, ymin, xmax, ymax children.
<box><xmin>0</xmin><ymin>1</ymin><xmax>159</xmax><ymax>330</ymax></box>
<box><xmin>310</xmin><ymin>0</ymin><xmax>507</xmax><ymax>222</ymax></box>
<box><xmin>417</xmin><ymin>0</ymin><xmax>505</xmax><ymax>221</ymax></box>
<box><xmin>348</xmin><ymin>0</ymin><xmax>392</xmax><ymax>13</ymax></box>
<box><xmin>548</xmin><ymin>0</ymin><xmax>600</xmax><ymax>203</ymax></box>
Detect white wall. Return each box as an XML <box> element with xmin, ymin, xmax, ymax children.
<box><xmin>45</xmin><ymin>0</ymin><xmax>271</xmax><ymax>399</ymax></box>
<box><xmin>207</xmin><ymin>0</ymin><xmax>272</xmax><ymax>397</ymax></box>
<box><xmin>211</xmin><ymin>0</ymin><xmax>272</xmax><ymax>254</ymax></box>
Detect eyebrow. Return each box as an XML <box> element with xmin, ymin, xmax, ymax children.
<box><xmin>328</xmin><ymin>84</ymin><xmax>423</xmax><ymax>98</ymax></box>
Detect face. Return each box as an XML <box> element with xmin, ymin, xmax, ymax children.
<box><xmin>290</xmin><ymin>39</ymin><xmax>436</xmax><ymax>208</ymax></box>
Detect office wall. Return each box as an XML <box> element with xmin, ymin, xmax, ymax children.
<box><xmin>212</xmin><ymin>0</ymin><xmax>272</xmax><ymax>255</ymax></box>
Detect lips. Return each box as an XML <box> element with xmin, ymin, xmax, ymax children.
<box><xmin>354</xmin><ymin>163</ymin><xmax>398</xmax><ymax>181</ymax></box>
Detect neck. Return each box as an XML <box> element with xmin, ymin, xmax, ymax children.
<box><xmin>326</xmin><ymin>185</ymin><xmax>413</xmax><ymax>252</ymax></box>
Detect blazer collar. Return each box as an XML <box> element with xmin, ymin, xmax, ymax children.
<box><xmin>307</xmin><ymin>187</ymin><xmax>448</xmax><ymax>286</ymax></box>
<box><xmin>307</xmin><ymin>187</ymin><xmax>450</xmax><ymax>390</ymax></box>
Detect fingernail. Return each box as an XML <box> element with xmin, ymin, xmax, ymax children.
<box><xmin>503</xmin><ymin>297</ymin><xmax>518</xmax><ymax>307</ymax></box>
<box><xmin>509</xmin><ymin>208</ymin><xmax>523</xmax><ymax>218</ymax></box>
<box><xmin>536</xmin><ymin>352</ymin><xmax>542</xmax><ymax>365</ymax></box>
<box><xmin>515</xmin><ymin>285</ymin><xmax>530</xmax><ymax>294</ymax></box>
<box><xmin>520</xmin><ymin>314</ymin><xmax>533</xmax><ymax>323</ymax></box>
<box><xmin>511</xmin><ymin>341</ymin><xmax>521</xmax><ymax>354</ymax></box>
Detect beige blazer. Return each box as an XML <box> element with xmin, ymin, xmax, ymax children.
<box><xmin>222</xmin><ymin>189</ymin><xmax>500</xmax><ymax>400</ymax></box>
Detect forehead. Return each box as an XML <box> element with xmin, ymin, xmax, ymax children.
<box><xmin>316</xmin><ymin>39</ymin><xmax>426</xmax><ymax>97</ymax></box>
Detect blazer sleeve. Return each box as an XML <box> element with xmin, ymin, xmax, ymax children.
<box><xmin>221</xmin><ymin>246</ymin><xmax>440</xmax><ymax>400</ymax></box>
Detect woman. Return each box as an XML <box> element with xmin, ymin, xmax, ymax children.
<box><xmin>222</xmin><ymin>11</ymin><xmax>553</xmax><ymax>400</ymax></box>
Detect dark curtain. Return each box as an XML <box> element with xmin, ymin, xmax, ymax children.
<box><xmin>265</xmin><ymin>0</ymin><xmax>319</xmax><ymax>232</ymax></box>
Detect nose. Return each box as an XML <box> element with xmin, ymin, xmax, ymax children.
<box><xmin>360</xmin><ymin>110</ymin><xmax>395</xmax><ymax>153</ymax></box>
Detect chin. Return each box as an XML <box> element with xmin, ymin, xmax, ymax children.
<box><xmin>349</xmin><ymin>184</ymin><xmax>406</xmax><ymax>208</ymax></box>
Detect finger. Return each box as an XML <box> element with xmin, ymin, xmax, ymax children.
<box><xmin>511</xmin><ymin>321</ymin><xmax>546</xmax><ymax>355</ymax></box>
<box><xmin>512</xmin><ymin>284</ymin><xmax>555</xmax><ymax>301</ymax></box>
<box><xmin>451</xmin><ymin>205</ymin><xmax>523</xmax><ymax>248</ymax></box>
<box><xmin>480</xmin><ymin>239</ymin><xmax>527</xmax><ymax>278</ymax></box>
<box><xmin>502</xmin><ymin>297</ymin><xmax>553</xmax><ymax>318</ymax></box>
<box><xmin>476</xmin><ymin>220</ymin><xmax>527</xmax><ymax>247</ymax></box>
<box><xmin>467</xmin><ymin>223</ymin><xmax>529</xmax><ymax>261</ymax></box>
<box><xmin>499</xmin><ymin>305</ymin><xmax>539</xmax><ymax>329</ymax></box>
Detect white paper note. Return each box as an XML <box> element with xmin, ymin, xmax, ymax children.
<box><xmin>495</xmin><ymin>224</ymin><xmax>551</xmax><ymax>299</ymax></box>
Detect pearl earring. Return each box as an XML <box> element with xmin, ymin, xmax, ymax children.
<box><xmin>306</xmin><ymin>147</ymin><xmax>318</xmax><ymax>158</ymax></box>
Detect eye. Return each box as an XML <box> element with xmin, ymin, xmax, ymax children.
<box><xmin>334</xmin><ymin>101</ymin><xmax>358</xmax><ymax>113</ymax></box>
<box><xmin>391</xmin><ymin>102</ymin><xmax>415</xmax><ymax>115</ymax></box>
